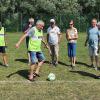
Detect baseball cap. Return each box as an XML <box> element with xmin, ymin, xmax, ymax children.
<box><xmin>50</xmin><ymin>19</ymin><xmax>55</xmax><ymax>23</ymax></box>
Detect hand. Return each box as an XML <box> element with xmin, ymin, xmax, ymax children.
<box><xmin>15</xmin><ymin>43</ymin><xmax>20</xmax><ymax>48</ymax></box>
<box><xmin>29</xmin><ymin>24</ymin><xmax>32</xmax><ymax>28</ymax></box>
<box><xmin>46</xmin><ymin>45</ymin><xmax>49</xmax><ymax>49</ymax></box>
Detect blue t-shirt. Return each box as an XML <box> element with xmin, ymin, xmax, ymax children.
<box><xmin>88</xmin><ymin>26</ymin><xmax>100</xmax><ymax>47</ymax></box>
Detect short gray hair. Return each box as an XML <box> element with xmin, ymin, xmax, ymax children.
<box><xmin>36</xmin><ymin>20</ymin><xmax>44</xmax><ymax>25</ymax></box>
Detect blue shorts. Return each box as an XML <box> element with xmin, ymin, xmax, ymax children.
<box><xmin>68</xmin><ymin>43</ymin><xmax>76</xmax><ymax>57</ymax></box>
<box><xmin>30</xmin><ymin>51</ymin><xmax>45</xmax><ymax>64</ymax></box>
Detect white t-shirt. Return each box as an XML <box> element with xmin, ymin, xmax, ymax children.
<box><xmin>47</xmin><ymin>26</ymin><xmax>61</xmax><ymax>45</ymax></box>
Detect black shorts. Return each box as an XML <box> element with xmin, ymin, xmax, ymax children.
<box><xmin>0</xmin><ymin>46</ymin><xmax>6</xmax><ymax>53</ymax></box>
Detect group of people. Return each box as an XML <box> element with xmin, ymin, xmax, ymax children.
<box><xmin>0</xmin><ymin>18</ymin><xmax>100</xmax><ymax>81</ymax></box>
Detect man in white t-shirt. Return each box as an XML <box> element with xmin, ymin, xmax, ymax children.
<box><xmin>47</xmin><ymin>19</ymin><xmax>61</xmax><ymax>66</ymax></box>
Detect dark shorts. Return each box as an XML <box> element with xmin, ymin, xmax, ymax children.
<box><xmin>0</xmin><ymin>46</ymin><xmax>6</xmax><ymax>53</ymax></box>
<box><xmin>30</xmin><ymin>51</ymin><xmax>45</xmax><ymax>64</ymax></box>
<box><xmin>68</xmin><ymin>43</ymin><xmax>76</xmax><ymax>57</ymax></box>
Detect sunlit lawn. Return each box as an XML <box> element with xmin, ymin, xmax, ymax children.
<box><xmin>0</xmin><ymin>32</ymin><xmax>100</xmax><ymax>100</ymax></box>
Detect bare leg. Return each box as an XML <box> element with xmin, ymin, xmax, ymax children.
<box><xmin>2</xmin><ymin>53</ymin><xmax>8</xmax><ymax>65</ymax></box>
<box><xmin>35</xmin><ymin>61</ymin><xmax>44</xmax><ymax>75</ymax></box>
<box><xmin>73</xmin><ymin>57</ymin><xmax>76</xmax><ymax>66</ymax></box>
<box><xmin>95</xmin><ymin>56</ymin><xmax>99</xmax><ymax>67</ymax></box>
<box><xmin>90</xmin><ymin>56</ymin><xmax>94</xmax><ymax>66</ymax></box>
<box><xmin>29</xmin><ymin>64</ymin><xmax>36</xmax><ymax>80</ymax></box>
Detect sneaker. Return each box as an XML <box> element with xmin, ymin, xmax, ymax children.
<box><xmin>69</xmin><ymin>64</ymin><xmax>75</xmax><ymax>71</ymax></box>
<box><xmin>4</xmin><ymin>64</ymin><xmax>9</xmax><ymax>67</ymax></box>
<box><xmin>50</xmin><ymin>61</ymin><xmax>55</xmax><ymax>65</ymax></box>
<box><xmin>94</xmin><ymin>67</ymin><xmax>98</xmax><ymax>71</ymax></box>
<box><xmin>55</xmin><ymin>62</ymin><xmax>58</xmax><ymax>66</ymax></box>
<box><xmin>91</xmin><ymin>64</ymin><xmax>94</xmax><ymax>68</ymax></box>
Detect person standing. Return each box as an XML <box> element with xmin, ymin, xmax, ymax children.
<box><xmin>47</xmin><ymin>19</ymin><xmax>61</xmax><ymax>66</ymax></box>
<box><xmin>23</xmin><ymin>18</ymin><xmax>34</xmax><ymax>65</ymax></box>
<box><xmin>16</xmin><ymin>20</ymin><xmax>48</xmax><ymax>81</ymax></box>
<box><xmin>0</xmin><ymin>22</ymin><xmax>9</xmax><ymax>67</ymax></box>
<box><xmin>85</xmin><ymin>19</ymin><xmax>100</xmax><ymax>70</ymax></box>
<box><xmin>66</xmin><ymin>20</ymin><xmax>78</xmax><ymax>69</ymax></box>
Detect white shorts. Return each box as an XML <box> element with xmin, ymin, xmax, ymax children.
<box><xmin>89</xmin><ymin>46</ymin><xmax>98</xmax><ymax>56</ymax></box>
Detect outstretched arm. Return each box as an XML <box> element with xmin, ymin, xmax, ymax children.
<box><xmin>16</xmin><ymin>34</ymin><xmax>27</xmax><ymax>48</ymax></box>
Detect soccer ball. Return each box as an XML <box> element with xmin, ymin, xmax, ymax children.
<box><xmin>47</xmin><ymin>73</ymin><xmax>56</xmax><ymax>81</ymax></box>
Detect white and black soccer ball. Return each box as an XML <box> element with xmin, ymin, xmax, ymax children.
<box><xmin>47</xmin><ymin>73</ymin><xmax>56</xmax><ymax>81</ymax></box>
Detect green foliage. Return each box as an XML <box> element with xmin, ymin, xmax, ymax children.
<box><xmin>0</xmin><ymin>0</ymin><xmax>100</xmax><ymax>32</ymax></box>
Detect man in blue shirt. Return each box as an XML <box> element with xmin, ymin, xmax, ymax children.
<box><xmin>85</xmin><ymin>19</ymin><xmax>100</xmax><ymax>70</ymax></box>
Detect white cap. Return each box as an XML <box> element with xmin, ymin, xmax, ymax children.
<box><xmin>50</xmin><ymin>19</ymin><xmax>55</xmax><ymax>23</ymax></box>
<box><xmin>97</xmin><ymin>22</ymin><xmax>100</xmax><ymax>25</ymax></box>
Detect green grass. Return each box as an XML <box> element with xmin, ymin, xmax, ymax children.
<box><xmin>0</xmin><ymin>32</ymin><xmax>100</xmax><ymax>100</ymax></box>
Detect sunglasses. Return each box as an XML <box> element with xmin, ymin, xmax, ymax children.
<box><xmin>69</xmin><ymin>24</ymin><xmax>73</xmax><ymax>25</ymax></box>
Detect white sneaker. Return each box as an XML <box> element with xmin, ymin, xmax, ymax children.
<box><xmin>4</xmin><ymin>64</ymin><xmax>9</xmax><ymax>67</ymax></box>
<box><xmin>94</xmin><ymin>67</ymin><xmax>98</xmax><ymax>71</ymax></box>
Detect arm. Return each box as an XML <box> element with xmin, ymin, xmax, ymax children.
<box><xmin>58</xmin><ymin>33</ymin><xmax>62</xmax><ymax>43</ymax></box>
<box><xmin>16</xmin><ymin>34</ymin><xmax>27</xmax><ymax>48</ymax></box>
<box><xmin>85</xmin><ymin>30</ymin><xmax>89</xmax><ymax>47</ymax></box>
<box><xmin>66</xmin><ymin>29</ymin><xmax>71</xmax><ymax>40</ymax></box>
<box><xmin>42</xmin><ymin>37</ymin><xmax>49</xmax><ymax>49</ymax></box>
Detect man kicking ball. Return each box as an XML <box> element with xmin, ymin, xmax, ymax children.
<box><xmin>16</xmin><ymin>20</ymin><xmax>48</xmax><ymax>81</ymax></box>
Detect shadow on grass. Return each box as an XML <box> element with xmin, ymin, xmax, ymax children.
<box><xmin>41</xmin><ymin>60</ymin><xmax>71</xmax><ymax>67</ymax></box>
<box><xmin>15</xmin><ymin>59</ymin><xmax>28</xmax><ymax>63</ymax></box>
<box><xmin>76</xmin><ymin>61</ymin><xmax>91</xmax><ymax>68</ymax></box>
<box><xmin>70</xmin><ymin>71</ymin><xmax>99</xmax><ymax>79</ymax></box>
<box><xmin>58</xmin><ymin>61</ymin><xmax>71</xmax><ymax>67</ymax></box>
<box><xmin>6</xmin><ymin>69</ymin><xmax>28</xmax><ymax>80</ymax></box>
<box><xmin>44</xmin><ymin>61</ymin><xmax>50</xmax><ymax>64</ymax></box>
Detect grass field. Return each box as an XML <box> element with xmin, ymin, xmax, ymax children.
<box><xmin>0</xmin><ymin>32</ymin><xmax>100</xmax><ymax>100</ymax></box>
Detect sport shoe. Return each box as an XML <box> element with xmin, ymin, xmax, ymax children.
<box><xmin>4</xmin><ymin>64</ymin><xmax>9</xmax><ymax>67</ymax></box>
<box><xmin>55</xmin><ymin>62</ymin><xmax>58</xmax><ymax>66</ymax></box>
<box><xmin>94</xmin><ymin>67</ymin><xmax>98</xmax><ymax>71</ymax></box>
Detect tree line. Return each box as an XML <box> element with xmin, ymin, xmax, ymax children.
<box><xmin>0</xmin><ymin>0</ymin><xmax>100</xmax><ymax>32</ymax></box>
